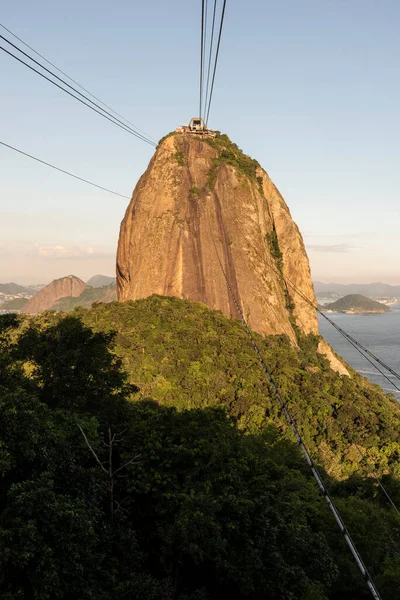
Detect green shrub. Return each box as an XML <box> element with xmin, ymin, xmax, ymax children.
<box><xmin>205</xmin><ymin>133</ymin><xmax>261</xmax><ymax>189</ymax></box>
<box><xmin>266</xmin><ymin>230</ymin><xmax>283</xmax><ymax>272</ymax></box>
<box><xmin>157</xmin><ymin>131</ymin><xmax>177</xmax><ymax>148</ymax></box>
<box><xmin>175</xmin><ymin>151</ymin><xmax>184</xmax><ymax>166</ymax></box>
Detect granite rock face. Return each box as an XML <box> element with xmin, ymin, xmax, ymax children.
<box><xmin>23</xmin><ymin>275</ymin><xmax>86</xmax><ymax>314</ymax></box>
<box><xmin>117</xmin><ymin>133</ymin><xmax>347</xmax><ymax>373</ymax></box>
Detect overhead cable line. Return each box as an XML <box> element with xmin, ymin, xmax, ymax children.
<box><xmin>329</xmin><ymin>399</ymin><xmax>400</xmax><ymax>519</ymax></box>
<box><xmin>199</xmin><ymin>0</ymin><xmax>205</xmax><ymax>119</ymax></box>
<box><xmin>207</xmin><ymin>213</ymin><xmax>382</xmax><ymax>600</ymax></box>
<box><xmin>0</xmin><ymin>34</ymin><xmax>155</xmax><ymax>145</ymax></box>
<box><xmin>328</xmin><ymin>324</ymin><xmax>400</xmax><ymax>392</ymax></box>
<box><xmin>268</xmin><ymin>272</ymin><xmax>400</xmax><ymax>549</ymax></box>
<box><xmin>280</xmin><ymin>263</ymin><xmax>400</xmax><ymax>392</ymax></box>
<box><xmin>319</xmin><ymin>309</ymin><xmax>400</xmax><ymax>384</ymax></box>
<box><xmin>280</xmin><ymin>270</ymin><xmax>400</xmax><ymax>392</ymax></box>
<box><xmin>0</xmin><ymin>141</ymin><xmax>130</xmax><ymax>199</ymax></box>
<box><xmin>250</xmin><ymin>251</ymin><xmax>400</xmax><ymax>518</ymax></box>
<box><xmin>0</xmin><ymin>37</ymin><xmax>155</xmax><ymax>147</ymax></box>
<box><xmin>0</xmin><ymin>40</ymin><xmax>156</xmax><ymax>147</ymax></box>
<box><xmin>0</xmin><ymin>23</ymin><xmax>157</xmax><ymax>143</ymax></box>
<box><xmin>0</xmin><ymin>34</ymin><xmax>153</xmax><ymax>148</ymax></box>
<box><xmin>247</xmin><ymin>238</ymin><xmax>400</xmax><ymax>393</ymax></box>
<box><xmin>205</xmin><ymin>0</ymin><xmax>227</xmax><ymax>125</ymax></box>
<box><xmin>204</xmin><ymin>0</ymin><xmax>217</xmax><ymax>117</ymax></box>
<box><xmin>236</xmin><ymin>230</ymin><xmax>400</xmax><ymax>523</ymax></box>
<box><xmin>201</xmin><ymin>0</ymin><xmax>209</xmax><ymax>121</ymax></box>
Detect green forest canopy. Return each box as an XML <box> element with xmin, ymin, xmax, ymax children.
<box><xmin>1</xmin><ymin>296</ymin><xmax>400</xmax><ymax>599</ymax></box>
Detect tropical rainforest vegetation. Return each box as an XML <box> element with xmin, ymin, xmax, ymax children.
<box><xmin>1</xmin><ymin>296</ymin><xmax>400</xmax><ymax>599</ymax></box>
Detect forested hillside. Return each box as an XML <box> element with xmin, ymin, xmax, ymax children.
<box><xmin>75</xmin><ymin>296</ymin><xmax>400</xmax><ymax>480</ymax></box>
<box><xmin>53</xmin><ymin>283</ymin><xmax>117</xmax><ymax>311</ymax></box>
<box><xmin>1</xmin><ymin>297</ymin><xmax>400</xmax><ymax>599</ymax></box>
<box><xmin>323</xmin><ymin>294</ymin><xmax>389</xmax><ymax>314</ymax></box>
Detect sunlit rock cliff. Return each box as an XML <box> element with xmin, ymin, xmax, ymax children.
<box><xmin>23</xmin><ymin>275</ymin><xmax>86</xmax><ymax>314</ymax></box>
<box><xmin>117</xmin><ymin>132</ymin><xmax>346</xmax><ymax>373</ymax></box>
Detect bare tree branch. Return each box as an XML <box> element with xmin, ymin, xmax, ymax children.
<box><xmin>79</xmin><ymin>424</ymin><xmax>142</xmax><ymax>523</ymax></box>
<box><xmin>114</xmin><ymin>454</ymin><xmax>142</xmax><ymax>475</ymax></box>
<box><xmin>115</xmin><ymin>500</ymin><xmax>129</xmax><ymax>514</ymax></box>
<box><xmin>78</xmin><ymin>424</ymin><xmax>108</xmax><ymax>474</ymax></box>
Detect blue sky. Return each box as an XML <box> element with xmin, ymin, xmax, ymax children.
<box><xmin>1</xmin><ymin>0</ymin><xmax>399</xmax><ymax>284</ymax></box>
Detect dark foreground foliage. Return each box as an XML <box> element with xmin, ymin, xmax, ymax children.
<box><xmin>1</xmin><ymin>300</ymin><xmax>400</xmax><ymax>599</ymax></box>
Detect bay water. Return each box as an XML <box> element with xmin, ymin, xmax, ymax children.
<box><xmin>318</xmin><ymin>303</ymin><xmax>400</xmax><ymax>399</ymax></box>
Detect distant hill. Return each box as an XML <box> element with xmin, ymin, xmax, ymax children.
<box><xmin>86</xmin><ymin>275</ymin><xmax>115</xmax><ymax>288</ymax></box>
<box><xmin>0</xmin><ymin>297</ymin><xmax>29</xmax><ymax>311</ymax></box>
<box><xmin>314</xmin><ymin>281</ymin><xmax>400</xmax><ymax>298</ymax></box>
<box><xmin>17</xmin><ymin>277</ymin><xmax>117</xmax><ymax>314</ymax></box>
<box><xmin>323</xmin><ymin>294</ymin><xmax>390</xmax><ymax>314</ymax></box>
<box><xmin>53</xmin><ymin>283</ymin><xmax>117</xmax><ymax>311</ymax></box>
<box><xmin>0</xmin><ymin>282</ymin><xmax>31</xmax><ymax>295</ymax></box>
<box><xmin>23</xmin><ymin>275</ymin><xmax>87</xmax><ymax>314</ymax></box>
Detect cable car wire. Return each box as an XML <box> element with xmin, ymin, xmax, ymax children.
<box><xmin>1</xmin><ymin>34</ymin><xmax>155</xmax><ymax>147</ymax></box>
<box><xmin>206</xmin><ymin>211</ymin><xmax>382</xmax><ymax>600</ymax></box>
<box><xmin>201</xmin><ymin>0</ymin><xmax>209</xmax><ymax>121</ymax></box>
<box><xmin>0</xmin><ymin>34</ymin><xmax>155</xmax><ymax>146</ymax></box>
<box><xmin>205</xmin><ymin>0</ymin><xmax>227</xmax><ymax>125</ymax></box>
<box><xmin>281</xmin><ymin>270</ymin><xmax>400</xmax><ymax>391</ymax></box>
<box><xmin>275</xmin><ymin>277</ymin><xmax>400</xmax><ymax>518</ymax></box>
<box><xmin>0</xmin><ymin>23</ymin><xmax>156</xmax><ymax>143</ymax></box>
<box><xmin>0</xmin><ymin>141</ymin><xmax>130</xmax><ymax>199</ymax></box>
<box><xmin>329</xmin><ymin>399</ymin><xmax>400</xmax><ymax>519</ymax></box>
<box><xmin>327</xmin><ymin>323</ymin><xmax>400</xmax><ymax>392</ymax></box>
<box><xmin>216</xmin><ymin>223</ymin><xmax>400</xmax><ymax>524</ymax></box>
<box><xmin>204</xmin><ymin>0</ymin><xmax>218</xmax><ymax>118</ymax></box>
<box><xmin>320</xmin><ymin>309</ymin><xmax>400</xmax><ymax>384</ymax></box>
<box><xmin>252</xmin><ymin>243</ymin><xmax>400</xmax><ymax>527</ymax></box>
<box><xmin>199</xmin><ymin>0</ymin><xmax>205</xmax><ymax>119</ymax></box>
<box><xmin>0</xmin><ymin>45</ymin><xmax>156</xmax><ymax>147</ymax></box>
<box><xmin>247</xmin><ymin>237</ymin><xmax>400</xmax><ymax>393</ymax></box>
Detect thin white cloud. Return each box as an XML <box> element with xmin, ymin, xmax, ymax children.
<box><xmin>307</xmin><ymin>243</ymin><xmax>356</xmax><ymax>253</ymax></box>
<box><xmin>31</xmin><ymin>244</ymin><xmax>115</xmax><ymax>260</ymax></box>
<box><xmin>304</xmin><ymin>231</ymin><xmax>373</xmax><ymax>240</ymax></box>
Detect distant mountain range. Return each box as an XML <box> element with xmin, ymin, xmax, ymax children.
<box><xmin>0</xmin><ymin>276</ymin><xmax>115</xmax><ymax>296</ymax></box>
<box><xmin>2</xmin><ymin>276</ymin><xmax>399</xmax><ymax>313</ymax></box>
<box><xmin>0</xmin><ymin>275</ymin><xmax>117</xmax><ymax>313</ymax></box>
<box><xmin>314</xmin><ymin>281</ymin><xmax>400</xmax><ymax>297</ymax></box>
<box><xmin>0</xmin><ymin>282</ymin><xmax>32</xmax><ymax>295</ymax></box>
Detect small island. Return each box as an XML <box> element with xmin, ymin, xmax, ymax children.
<box><xmin>322</xmin><ymin>294</ymin><xmax>390</xmax><ymax>314</ymax></box>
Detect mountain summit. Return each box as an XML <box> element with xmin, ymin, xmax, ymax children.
<box><xmin>117</xmin><ymin>132</ymin><xmax>344</xmax><ymax>371</ymax></box>
<box><xmin>23</xmin><ymin>275</ymin><xmax>86</xmax><ymax>314</ymax></box>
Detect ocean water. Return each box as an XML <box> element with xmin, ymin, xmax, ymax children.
<box><xmin>317</xmin><ymin>303</ymin><xmax>400</xmax><ymax>399</ymax></box>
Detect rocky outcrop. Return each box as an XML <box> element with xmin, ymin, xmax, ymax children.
<box><xmin>23</xmin><ymin>275</ymin><xmax>86</xmax><ymax>314</ymax></box>
<box><xmin>117</xmin><ymin>132</ymin><xmax>347</xmax><ymax>373</ymax></box>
